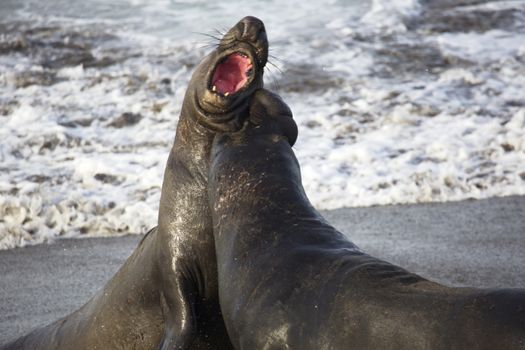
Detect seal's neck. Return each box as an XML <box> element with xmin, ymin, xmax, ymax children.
<box><xmin>156</xmin><ymin>90</ymin><xmax>224</xmax><ymax>238</ymax></box>
<box><xmin>162</xmin><ymin>93</ymin><xmax>216</xmax><ymax>192</ymax></box>
<box><xmin>174</xmin><ymin>102</ymin><xmax>216</xmax><ymax>154</ymax></box>
<box><xmin>157</xmin><ymin>86</ymin><xmax>250</xmax><ymax>238</ymax></box>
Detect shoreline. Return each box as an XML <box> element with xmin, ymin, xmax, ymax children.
<box><xmin>1</xmin><ymin>195</ymin><xmax>524</xmax><ymax>343</ymax></box>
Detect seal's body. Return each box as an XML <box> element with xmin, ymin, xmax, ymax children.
<box><xmin>3</xmin><ymin>16</ymin><xmax>268</xmax><ymax>350</ymax></box>
<box><xmin>209</xmin><ymin>90</ymin><xmax>525</xmax><ymax>350</ymax></box>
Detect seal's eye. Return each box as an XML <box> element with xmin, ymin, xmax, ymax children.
<box><xmin>211</xmin><ymin>53</ymin><xmax>253</xmax><ymax>96</ymax></box>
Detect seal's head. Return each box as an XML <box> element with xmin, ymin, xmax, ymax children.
<box><xmin>189</xmin><ymin>16</ymin><xmax>269</xmax><ymax>131</ymax></box>
<box><xmin>247</xmin><ymin>89</ymin><xmax>298</xmax><ymax>146</ymax></box>
<box><xmin>212</xmin><ymin>89</ymin><xmax>298</xmax><ymax>158</ymax></box>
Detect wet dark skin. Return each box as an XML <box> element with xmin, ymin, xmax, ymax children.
<box><xmin>2</xmin><ymin>16</ymin><xmax>267</xmax><ymax>350</ymax></box>
<box><xmin>209</xmin><ymin>89</ymin><xmax>525</xmax><ymax>350</ymax></box>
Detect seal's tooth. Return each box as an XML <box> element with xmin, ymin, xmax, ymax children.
<box><xmin>212</xmin><ymin>85</ymin><xmax>217</xmax><ymax>92</ymax></box>
<box><xmin>225</xmin><ymin>92</ymin><xmax>230</xmax><ymax>96</ymax></box>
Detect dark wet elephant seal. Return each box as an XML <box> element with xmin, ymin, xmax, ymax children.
<box><xmin>2</xmin><ymin>16</ymin><xmax>268</xmax><ymax>350</ymax></box>
<box><xmin>209</xmin><ymin>89</ymin><xmax>525</xmax><ymax>350</ymax></box>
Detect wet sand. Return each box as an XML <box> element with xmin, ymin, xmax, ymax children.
<box><xmin>1</xmin><ymin>195</ymin><xmax>524</xmax><ymax>344</ymax></box>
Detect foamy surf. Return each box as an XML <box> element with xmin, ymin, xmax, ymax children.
<box><xmin>1</xmin><ymin>0</ymin><xmax>524</xmax><ymax>249</ymax></box>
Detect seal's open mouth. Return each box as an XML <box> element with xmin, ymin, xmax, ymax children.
<box><xmin>211</xmin><ymin>52</ymin><xmax>253</xmax><ymax>96</ymax></box>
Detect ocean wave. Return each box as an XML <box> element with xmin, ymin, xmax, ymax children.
<box><xmin>1</xmin><ymin>0</ymin><xmax>524</xmax><ymax>248</ymax></box>
<box><xmin>361</xmin><ymin>0</ymin><xmax>422</xmax><ymax>33</ymax></box>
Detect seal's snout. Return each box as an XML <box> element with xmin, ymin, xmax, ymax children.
<box><xmin>219</xmin><ymin>16</ymin><xmax>268</xmax><ymax>68</ymax></box>
<box><xmin>195</xmin><ymin>16</ymin><xmax>269</xmax><ymax>128</ymax></box>
<box><xmin>237</xmin><ymin>16</ymin><xmax>266</xmax><ymax>45</ymax></box>
<box><xmin>202</xmin><ymin>16</ymin><xmax>268</xmax><ymax>108</ymax></box>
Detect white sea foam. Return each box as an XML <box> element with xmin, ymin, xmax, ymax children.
<box><xmin>0</xmin><ymin>0</ymin><xmax>524</xmax><ymax>248</ymax></box>
<box><xmin>361</xmin><ymin>0</ymin><xmax>422</xmax><ymax>33</ymax></box>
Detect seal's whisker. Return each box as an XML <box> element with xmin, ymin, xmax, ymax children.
<box><xmin>267</xmin><ymin>59</ymin><xmax>284</xmax><ymax>75</ymax></box>
<box><xmin>213</xmin><ymin>28</ymin><xmax>225</xmax><ymax>37</ymax></box>
<box><xmin>192</xmin><ymin>32</ymin><xmax>222</xmax><ymax>42</ymax></box>
<box><xmin>219</xmin><ymin>41</ymin><xmax>237</xmax><ymax>51</ymax></box>
<box><xmin>194</xmin><ymin>39</ymin><xmax>220</xmax><ymax>45</ymax></box>
<box><xmin>264</xmin><ymin>65</ymin><xmax>282</xmax><ymax>92</ymax></box>
<box><xmin>197</xmin><ymin>43</ymin><xmax>220</xmax><ymax>50</ymax></box>
<box><xmin>220</xmin><ymin>37</ymin><xmax>236</xmax><ymax>45</ymax></box>
<box><xmin>268</xmin><ymin>54</ymin><xmax>288</xmax><ymax>64</ymax></box>
<box><xmin>193</xmin><ymin>39</ymin><xmax>220</xmax><ymax>50</ymax></box>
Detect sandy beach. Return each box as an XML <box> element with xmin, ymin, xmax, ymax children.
<box><xmin>1</xmin><ymin>0</ymin><xmax>524</xmax><ymax>346</ymax></box>
<box><xmin>1</xmin><ymin>195</ymin><xmax>524</xmax><ymax>344</ymax></box>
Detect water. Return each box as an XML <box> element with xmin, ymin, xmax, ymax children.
<box><xmin>1</xmin><ymin>0</ymin><xmax>524</xmax><ymax>248</ymax></box>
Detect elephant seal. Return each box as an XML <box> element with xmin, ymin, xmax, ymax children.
<box><xmin>209</xmin><ymin>89</ymin><xmax>525</xmax><ymax>349</ymax></box>
<box><xmin>3</xmin><ymin>16</ymin><xmax>268</xmax><ymax>350</ymax></box>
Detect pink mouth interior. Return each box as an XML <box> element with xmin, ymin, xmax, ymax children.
<box><xmin>212</xmin><ymin>53</ymin><xmax>252</xmax><ymax>95</ymax></box>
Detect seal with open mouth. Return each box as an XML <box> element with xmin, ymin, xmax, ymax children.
<box><xmin>209</xmin><ymin>89</ymin><xmax>525</xmax><ymax>349</ymax></box>
<box><xmin>2</xmin><ymin>16</ymin><xmax>268</xmax><ymax>350</ymax></box>
<box><xmin>155</xmin><ymin>15</ymin><xmax>267</xmax><ymax>350</ymax></box>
